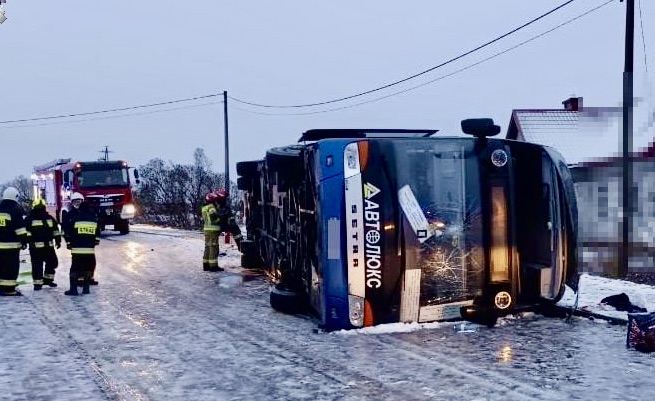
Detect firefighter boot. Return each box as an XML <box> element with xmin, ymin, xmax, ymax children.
<box><xmin>64</xmin><ymin>275</ymin><xmax>79</xmax><ymax>296</ymax></box>
<box><xmin>43</xmin><ymin>278</ymin><xmax>58</xmax><ymax>288</ymax></box>
<box><xmin>203</xmin><ymin>262</ymin><xmax>210</xmax><ymax>271</ymax></box>
<box><xmin>33</xmin><ymin>284</ymin><xmax>43</xmax><ymax>291</ymax></box>
<box><xmin>82</xmin><ymin>276</ymin><xmax>90</xmax><ymax>295</ymax></box>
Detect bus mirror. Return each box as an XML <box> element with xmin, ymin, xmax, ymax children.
<box><xmin>461</xmin><ymin>118</ymin><xmax>501</xmax><ymax>137</ymax></box>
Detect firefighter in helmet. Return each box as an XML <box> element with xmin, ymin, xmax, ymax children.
<box><xmin>201</xmin><ymin>189</ymin><xmax>242</xmax><ymax>272</ymax></box>
<box><xmin>25</xmin><ymin>198</ymin><xmax>62</xmax><ymax>290</ymax></box>
<box><xmin>0</xmin><ymin>187</ymin><xmax>28</xmax><ymax>296</ymax></box>
<box><xmin>62</xmin><ymin>192</ymin><xmax>100</xmax><ymax>295</ymax></box>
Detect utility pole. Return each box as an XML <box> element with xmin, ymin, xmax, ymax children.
<box><xmin>619</xmin><ymin>0</ymin><xmax>634</xmax><ymax>277</ymax></box>
<box><xmin>223</xmin><ymin>91</ymin><xmax>230</xmax><ymax>196</ymax></box>
<box><xmin>98</xmin><ymin>145</ymin><xmax>112</xmax><ymax>162</ymax></box>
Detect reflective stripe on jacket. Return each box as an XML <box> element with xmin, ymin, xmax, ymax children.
<box><xmin>26</xmin><ymin>212</ymin><xmax>61</xmax><ymax>248</ymax></box>
<box><xmin>202</xmin><ymin>204</ymin><xmax>221</xmax><ymax>231</ymax></box>
<box><xmin>0</xmin><ymin>200</ymin><xmax>27</xmax><ymax>249</ymax></box>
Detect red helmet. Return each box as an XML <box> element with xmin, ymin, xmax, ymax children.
<box><xmin>205</xmin><ymin>192</ymin><xmax>219</xmax><ymax>203</ymax></box>
<box><xmin>215</xmin><ymin>189</ymin><xmax>227</xmax><ymax>200</ymax></box>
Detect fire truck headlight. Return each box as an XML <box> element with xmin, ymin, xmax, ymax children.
<box><xmin>120</xmin><ymin>204</ymin><xmax>136</xmax><ymax>219</ymax></box>
<box><xmin>348</xmin><ymin>294</ymin><xmax>364</xmax><ymax>327</ymax></box>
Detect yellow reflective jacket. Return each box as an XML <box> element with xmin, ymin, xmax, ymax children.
<box><xmin>201</xmin><ymin>203</ymin><xmax>220</xmax><ymax>231</ymax></box>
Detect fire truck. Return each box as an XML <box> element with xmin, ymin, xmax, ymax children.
<box><xmin>32</xmin><ymin>158</ymin><xmax>140</xmax><ymax>235</ymax></box>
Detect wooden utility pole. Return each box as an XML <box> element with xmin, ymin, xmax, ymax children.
<box><xmin>98</xmin><ymin>145</ymin><xmax>112</xmax><ymax>162</ymax></box>
<box><xmin>619</xmin><ymin>0</ymin><xmax>634</xmax><ymax>277</ymax></box>
<box><xmin>223</xmin><ymin>91</ymin><xmax>230</xmax><ymax>196</ymax></box>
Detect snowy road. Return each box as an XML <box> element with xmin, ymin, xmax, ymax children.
<box><xmin>2</xmin><ymin>225</ymin><xmax>654</xmax><ymax>401</ymax></box>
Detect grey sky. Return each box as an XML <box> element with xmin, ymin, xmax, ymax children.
<box><xmin>1</xmin><ymin>0</ymin><xmax>653</xmax><ymax>182</ymax></box>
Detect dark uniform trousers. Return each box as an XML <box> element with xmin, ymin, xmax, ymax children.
<box><xmin>29</xmin><ymin>245</ymin><xmax>58</xmax><ymax>285</ymax></box>
<box><xmin>0</xmin><ymin>249</ymin><xmax>21</xmax><ymax>293</ymax></box>
<box><xmin>71</xmin><ymin>252</ymin><xmax>96</xmax><ymax>284</ymax></box>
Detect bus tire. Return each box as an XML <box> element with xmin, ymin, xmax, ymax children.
<box><xmin>237</xmin><ymin>177</ymin><xmax>252</xmax><ymax>191</ymax></box>
<box><xmin>240</xmin><ymin>240</ymin><xmax>262</xmax><ymax>269</ymax></box>
<box><xmin>266</xmin><ymin>146</ymin><xmax>304</xmax><ymax>184</ymax></box>
<box><xmin>270</xmin><ymin>284</ymin><xmax>305</xmax><ymax>315</ymax></box>
<box><xmin>236</xmin><ymin>160</ymin><xmax>261</xmax><ymax>177</ymax></box>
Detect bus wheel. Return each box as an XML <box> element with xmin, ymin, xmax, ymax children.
<box><xmin>270</xmin><ymin>284</ymin><xmax>305</xmax><ymax>315</ymax></box>
<box><xmin>240</xmin><ymin>239</ymin><xmax>262</xmax><ymax>269</ymax></box>
<box><xmin>236</xmin><ymin>160</ymin><xmax>261</xmax><ymax>177</ymax></box>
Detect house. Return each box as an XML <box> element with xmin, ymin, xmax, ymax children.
<box><xmin>507</xmin><ymin>96</ymin><xmax>655</xmax><ymax>275</ymax></box>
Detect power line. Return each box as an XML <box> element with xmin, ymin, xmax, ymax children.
<box><xmin>0</xmin><ymin>93</ymin><xmax>223</xmax><ymax>124</ymax></box>
<box><xmin>230</xmin><ymin>0</ymin><xmax>614</xmax><ymax>117</ymax></box>
<box><xmin>0</xmin><ymin>100</ymin><xmax>223</xmax><ymax>129</ymax></box>
<box><xmin>638</xmin><ymin>0</ymin><xmax>649</xmax><ymax>73</ymax></box>
<box><xmin>228</xmin><ymin>0</ymin><xmax>579</xmax><ymax>109</ymax></box>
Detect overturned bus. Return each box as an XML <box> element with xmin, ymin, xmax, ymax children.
<box><xmin>237</xmin><ymin>118</ymin><xmax>578</xmax><ymax>331</ymax></box>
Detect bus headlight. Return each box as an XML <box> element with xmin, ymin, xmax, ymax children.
<box><xmin>494</xmin><ymin>291</ymin><xmax>512</xmax><ymax>309</ymax></box>
<box><xmin>348</xmin><ymin>294</ymin><xmax>364</xmax><ymax>327</ymax></box>
<box><xmin>344</xmin><ymin>143</ymin><xmax>360</xmax><ymax>178</ymax></box>
<box><xmin>490</xmin><ymin>149</ymin><xmax>508</xmax><ymax>167</ymax></box>
<box><xmin>120</xmin><ymin>204</ymin><xmax>136</xmax><ymax>219</ymax></box>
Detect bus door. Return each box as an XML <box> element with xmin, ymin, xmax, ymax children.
<box><xmin>514</xmin><ymin>147</ymin><xmax>564</xmax><ymax>303</ymax></box>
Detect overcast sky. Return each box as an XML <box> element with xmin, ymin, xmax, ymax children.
<box><xmin>1</xmin><ymin>0</ymin><xmax>653</xmax><ymax>183</ymax></box>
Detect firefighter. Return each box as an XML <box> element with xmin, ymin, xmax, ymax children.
<box><xmin>25</xmin><ymin>198</ymin><xmax>62</xmax><ymax>290</ymax></box>
<box><xmin>63</xmin><ymin>192</ymin><xmax>99</xmax><ymax>286</ymax></box>
<box><xmin>201</xmin><ymin>189</ymin><xmax>242</xmax><ymax>272</ymax></box>
<box><xmin>0</xmin><ymin>187</ymin><xmax>28</xmax><ymax>296</ymax></box>
<box><xmin>62</xmin><ymin>193</ymin><xmax>100</xmax><ymax>296</ymax></box>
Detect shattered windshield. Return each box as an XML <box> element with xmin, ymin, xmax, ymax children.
<box><xmin>393</xmin><ymin>139</ymin><xmax>484</xmax><ymax>305</ymax></box>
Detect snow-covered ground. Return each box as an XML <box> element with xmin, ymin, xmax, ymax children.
<box><xmin>1</xmin><ymin>224</ymin><xmax>654</xmax><ymax>401</ymax></box>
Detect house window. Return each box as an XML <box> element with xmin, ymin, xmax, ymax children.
<box><xmin>649</xmin><ymin>192</ymin><xmax>655</xmax><ymax>217</ymax></box>
<box><xmin>597</xmin><ymin>185</ymin><xmax>608</xmax><ymax>218</ymax></box>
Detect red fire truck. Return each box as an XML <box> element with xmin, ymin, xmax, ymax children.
<box><xmin>32</xmin><ymin>158</ymin><xmax>139</xmax><ymax>235</ymax></box>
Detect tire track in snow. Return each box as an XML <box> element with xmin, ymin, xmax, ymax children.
<box><xmin>24</xmin><ymin>294</ymin><xmax>149</xmax><ymax>401</ymax></box>
<box><xmin>108</xmin><ymin>230</ymin><xmax>565</xmax><ymax>400</ymax></box>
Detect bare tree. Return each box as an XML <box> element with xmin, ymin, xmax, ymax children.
<box><xmin>135</xmin><ymin>149</ymin><xmax>229</xmax><ymax>229</ymax></box>
<box><xmin>1</xmin><ymin>175</ymin><xmax>33</xmax><ymax>212</ymax></box>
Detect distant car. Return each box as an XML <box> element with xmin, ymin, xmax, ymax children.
<box><xmin>237</xmin><ymin>118</ymin><xmax>579</xmax><ymax>331</ymax></box>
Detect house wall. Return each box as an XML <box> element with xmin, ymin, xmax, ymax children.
<box><xmin>572</xmin><ymin>160</ymin><xmax>655</xmax><ymax>275</ymax></box>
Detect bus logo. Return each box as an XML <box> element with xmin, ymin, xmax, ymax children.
<box><xmin>363</xmin><ymin>182</ymin><xmax>380</xmax><ymax>199</ymax></box>
<box><xmin>364</xmin><ymin>181</ymin><xmax>382</xmax><ymax>289</ymax></box>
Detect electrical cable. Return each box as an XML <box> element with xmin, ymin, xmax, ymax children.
<box><xmin>0</xmin><ymin>93</ymin><xmax>223</xmax><ymax>124</ymax></box>
<box><xmin>229</xmin><ymin>0</ymin><xmax>614</xmax><ymax>117</ymax></box>
<box><xmin>638</xmin><ymin>0</ymin><xmax>649</xmax><ymax>73</ymax></box>
<box><xmin>228</xmin><ymin>0</ymin><xmax>579</xmax><ymax>109</ymax></box>
<box><xmin>0</xmin><ymin>100</ymin><xmax>223</xmax><ymax>130</ymax></box>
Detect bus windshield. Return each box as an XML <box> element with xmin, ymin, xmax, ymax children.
<box><xmin>388</xmin><ymin>139</ymin><xmax>485</xmax><ymax>306</ymax></box>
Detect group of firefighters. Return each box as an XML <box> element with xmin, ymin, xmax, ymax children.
<box><xmin>0</xmin><ymin>186</ymin><xmax>242</xmax><ymax>296</ymax></box>
<box><xmin>0</xmin><ymin>187</ymin><xmax>99</xmax><ymax>296</ymax></box>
